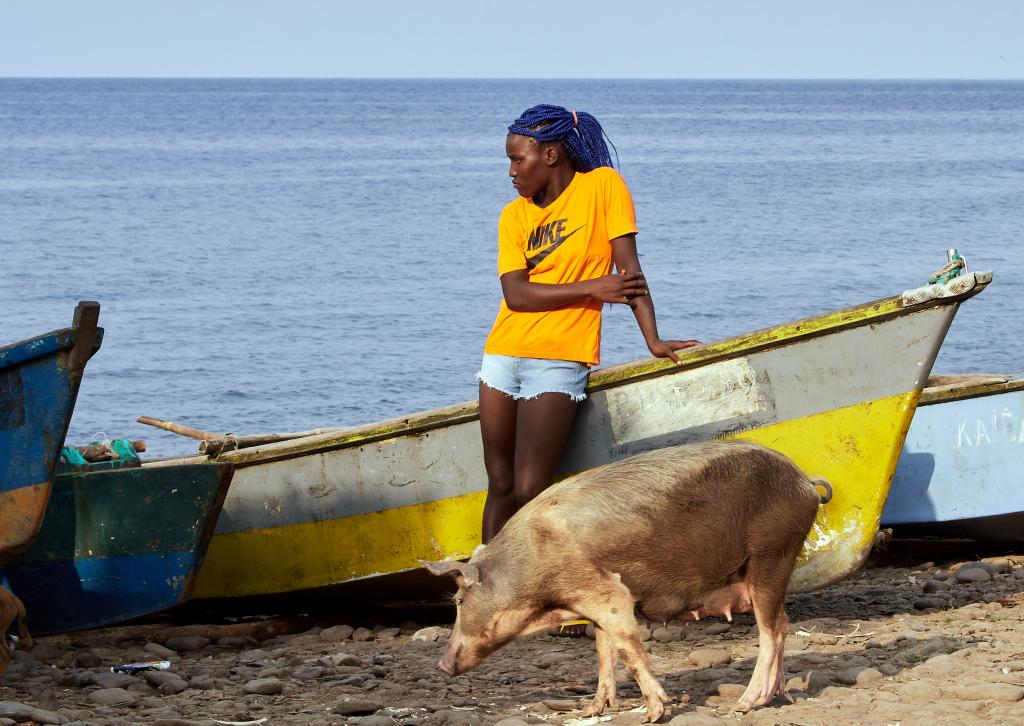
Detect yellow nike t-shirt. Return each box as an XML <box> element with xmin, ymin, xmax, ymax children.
<box><xmin>484</xmin><ymin>166</ymin><xmax>637</xmax><ymax>366</ymax></box>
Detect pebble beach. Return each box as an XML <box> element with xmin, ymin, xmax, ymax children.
<box><xmin>3</xmin><ymin>544</ymin><xmax>1024</xmax><ymax>726</ymax></box>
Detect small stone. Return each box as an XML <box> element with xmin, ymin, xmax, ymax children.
<box><xmin>922</xmin><ymin>580</ymin><xmax>950</xmax><ymax>592</ymax></box>
<box><xmin>715</xmin><ymin>683</ymin><xmax>747</xmax><ymax>700</ymax></box>
<box><xmin>238</xmin><ymin>647</ymin><xmax>269</xmax><ymax>663</ymax></box>
<box><xmin>352</xmin><ymin>627</ymin><xmax>376</xmax><ymax>642</ymax></box>
<box><xmin>688</xmin><ymin>648</ymin><xmax>731</xmax><ymax>668</ymax></box>
<box><xmin>57</xmin><ymin>671</ymin><xmax>91</xmax><ymax>688</ymax></box>
<box><xmin>786</xmin><ymin>670</ymin><xmax>830</xmax><ymax>692</ymax></box>
<box><xmin>73</xmin><ymin>651</ymin><xmax>102</xmax><ymax>668</ymax></box>
<box><xmin>293</xmin><ymin>665</ymin><xmax>325</xmax><ymax>679</ymax></box>
<box><xmin>189</xmin><ymin>674</ymin><xmax>216</xmax><ymax>690</ymax></box>
<box><xmin>320</xmin><ymin>625</ymin><xmax>355</xmax><ymax>642</ymax></box>
<box><xmin>0</xmin><ymin>703</ymin><xmax>35</xmax><ymax>722</ymax></box>
<box><xmin>704</xmin><ymin>622</ymin><xmax>731</xmax><ymax>636</ymax></box>
<box><xmin>372</xmin><ymin>654</ymin><xmax>396</xmax><ymax>665</ymax></box>
<box><xmin>492</xmin><ymin>719</ymin><xmax>531</xmax><ymax>726</ymax></box>
<box><xmin>835</xmin><ymin>667</ymin><xmax>883</xmax><ymax>686</ymax></box>
<box><xmin>163</xmin><ymin>636</ymin><xmax>210</xmax><ymax>652</ymax></box>
<box><xmin>243</xmin><ymin>677</ymin><xmax>283</xmax><ymax>695</ymax></box>
<box><xmin>1014</xmin><ymin>568</ymin><xmax>1024</xmax><ymax>580</ymax></box>
<box><xmin>332</xmin><ymin>699</ymin><xmax>383</xmax><ymax>716</ymax></box>
<box><xmin>86</xmin><ymin>688</ymin><xmax>138</xmax><ymax>706</ymax></box>
<box><xmin>960</xmin><ymin>561</ymin><xmax>997</xmax><ymax>574</ymax></box>
<box><xmin>158</xmin><ymin>679</ymin><xmax>189</xmax><ymax>695</ymax></box>
<box><xmin>324</xmin><ymin>652</ymin><xmax>362</xmax><ymax>667</ymax></box>
<box><xmin>377</xmin><ymin>627</ymin><xmax>402</xmax><ymax>639</ymax></box>
<box><xmin>913</xmin><ymin>597</ymin><xmax>948</xmax><ymax>610</ymax></box>
<box><xmin>410</xmin><ymin>626</ymin><xmax>451</xmax><ymax>643</ymax></box>
<box><xmin>987</xmin><ymin>558</ymin><xmax>1013</xmax><ymax>573</ymax></box>
<box><xmin>541</xmin><ymin>700</ymin><xmax>576</xmax><ymax>712</ymax></box>
<box><xmin>142</xmin><ymin>670</ymin><xmax>185</xmax><ymax>688</ymax></box>
<box><xmin>144</xmin><ymin>642</ymin><xmax>177</xmax><ymax>659</ymax></box>
<box><xmin>956</xmin><ymin>567</ymin><xmax>992</xmax><ymax>584</ymax></box>
<box><xmin>398</xmin><ymin>620</ymin><xmax>421</xmax><ymax>634</ymax></box>
<box><xmin>784</xmin><ymin>638</ymin><xmax>809</xmax><ymax>653</ymax></box>
<box><xmin>432</xmin><ymin>710</ymin><xmax>480</xmax><ymax>726</ymax></box>
<box><xmin>651</xmin><ymin>627</ymin><xmax>676</xmax><ymax>643</ymax></box>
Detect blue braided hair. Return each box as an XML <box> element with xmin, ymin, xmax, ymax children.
<box><xmin>508</xmin><ymin>104</ymin><xmax>618</xmax><ymax>172</ymax></box>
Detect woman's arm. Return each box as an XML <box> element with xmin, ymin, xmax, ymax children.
<box><xmin>499</xmin><ymin>268</ymin><xmax>648</xmax><ymax>313</ymax></box>
<box><xmin>611</xmin><ymin>234</ymin><xmax>701</xmax><ymax>364</ymax></box>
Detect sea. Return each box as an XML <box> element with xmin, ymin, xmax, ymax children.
<box><xmin>1</xmin><ymin>79</ymin><xmax>1022</xmax><ymax>457</ymax></box>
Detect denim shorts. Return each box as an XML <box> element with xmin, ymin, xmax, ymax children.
<box><xmin>476</xmin><ymin>353</ymin><xmax>590</xmax><ymax>402</ymax></box>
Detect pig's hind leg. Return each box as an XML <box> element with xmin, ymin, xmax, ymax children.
<box><xmin>736</xmin><ymin>556</ymin><xmax>793</xmax><ymax>712</ymax></box>
<box><xmin>581</xmin><ymin>623</ymin><xmax>618</xmax><ymax>717</ymax></box>
<box><xmin>576</xmin><ymin>575</ymin><xmax>670</xmax><ymax>723</ymax></box>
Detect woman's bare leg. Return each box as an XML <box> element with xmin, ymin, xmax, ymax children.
<box><xmin>512</xmin><ymin>392</ymin><xmax>579</xmax><ymax>507</ymax></box>
<box><xmin>479</xmin><ymin>382</ymin><xmax>519</xmax><ymax>543</ymax></box>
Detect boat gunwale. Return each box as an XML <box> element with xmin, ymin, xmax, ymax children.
<box><xmin>152</xmin><ymin>279</ymin><xmax>989</xmax><ymax>469</ymax></box>
<box><xmin>0</xmin><ymin>329</ymin><xmax>76</xmax><ymax>370</ymax></box>
<box><xmin>920</xmin><ymin>374</ymin><xmax>1024</xmax><ymax>406</ymax></box>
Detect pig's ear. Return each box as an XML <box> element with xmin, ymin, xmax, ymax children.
<box><xmin>420</xmin><ymin>560</ymin><xmax>481</xmax><ymax>587</ymax></box>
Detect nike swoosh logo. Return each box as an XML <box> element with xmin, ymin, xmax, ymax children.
<box><xmin>526</xmin><ymin>225</ymin><xmax>584</xmax><ymax>269</ymax></box>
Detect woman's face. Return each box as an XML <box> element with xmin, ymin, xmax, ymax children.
<box><xmin>506</xmin><ymin>133</ymin><xmax>552</xmax><ymax>199</ymax></box>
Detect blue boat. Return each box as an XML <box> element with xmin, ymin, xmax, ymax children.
<box><xmin>0</xmin><ymin>302</ymin><xmax>102</xmax><ymax>567</ymax></box>
<box><xmin>2</xmin><ymin>441</ymin><xmax>234</xmax><ymax>634</ymax></box>
<box><xmin>881</xmin><ymin>374</ymin><xmax>1024</xmax><ymax>541</ymax></box>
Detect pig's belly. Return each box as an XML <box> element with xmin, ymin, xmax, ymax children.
<box><xmin>636</xmin><ymin>580</ymin><xmax>753</xmax><ymax>623</ymax></box>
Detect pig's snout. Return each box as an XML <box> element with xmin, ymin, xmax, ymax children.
<box><xmin>437</xmin><ymin>655</ymin><xmax>457</xmax><ymax>676</ymax></box>
<box><xmin>437</xmin><ymin>641</ymin><xmax>464</xmax><ymax>676</ymax></box>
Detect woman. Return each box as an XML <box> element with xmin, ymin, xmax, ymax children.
<box><xmin>478</xmin><ymin>104</ymin><xmax>699</xmax><ymax>548</ymax></box>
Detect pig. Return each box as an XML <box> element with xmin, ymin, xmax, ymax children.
<box><xmin>0</xmin><ymin>587</ymin><xmax>33</xmax><ymax>675</ymax></box>
<box><xmin>423</xmin><ymin>440</ymin><xmax>830</xmax><ymax>721</ymax></box>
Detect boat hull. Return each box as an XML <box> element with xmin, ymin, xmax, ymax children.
<box><xmin>1</xmin><ymin>462</ymin><xmax>233</xmax><ymax>634</ymax></box>
<box><xmin>881</xmin><ymin>376</ymin><xmax>1024</xmax><ymax>541</ymax></box>
<box><xmin>181</xmin><ymin>280</ymin><xmax>987</xmax><ymax>600</ymax></box>
<box><xmin>0</xmin><ymin>303</ymin><xmax>102</xmax><ymax>566</ymax></box>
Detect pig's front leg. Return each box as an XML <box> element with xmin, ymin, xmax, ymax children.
<box><xmin>578</xmin><ymin>578</ymin><xmax>669</xmax><ymax>723</ymax></box>
<box><xmin>581</xmin><ymin>624</ymin><xmax>617</xmax><ymax>717</ymax></box>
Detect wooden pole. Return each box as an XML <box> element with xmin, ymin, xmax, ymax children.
<box><xmin>138</xmin><ymin>416</ymin><xmax>349</xmax><ymax>456</ymax></box>
<box><xmin>137</xmin><ymin>416</ymin><xmax>219</xmax><ymax>441</ymax></box>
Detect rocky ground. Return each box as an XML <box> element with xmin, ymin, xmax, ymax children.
<box><xmin>3</xmin><ymin>543</ymin><xmax>1024</xmax><ymax>726</ymax></box>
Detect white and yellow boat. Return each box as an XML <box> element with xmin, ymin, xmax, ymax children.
<box><xmin>153</xmin><ymin>272</ymin><xmax>991</xmax><ymax>599</ymax></box>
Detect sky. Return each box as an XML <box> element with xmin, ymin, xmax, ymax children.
<box><xmin>1</xmin><ymin>0</ymin><xmax>1022</xmax><ymax>79</ymax></box>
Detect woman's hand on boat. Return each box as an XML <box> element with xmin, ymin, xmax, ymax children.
<box><xmin>648</xmin><ymin>338</ymin><xmax>702</xmax><ymax>365</ymax></box>
<box><xmin>586</xmin><ymin>272</ymin><xmax>649</xmax><ymax>305</ymax></box>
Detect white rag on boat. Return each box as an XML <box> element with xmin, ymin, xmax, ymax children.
<box><xmin>901</xmin><ymin>270</ymin><xmax>992</xmax><ymax>307</ymax></box>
